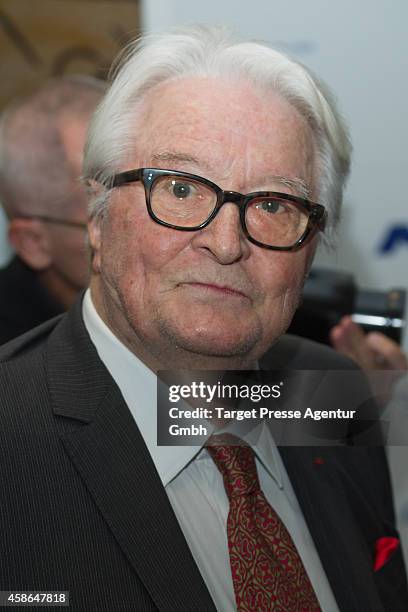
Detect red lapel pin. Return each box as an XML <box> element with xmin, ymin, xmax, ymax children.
<box><xmin>313</xmin><ymin>456</ymin><xmax>325</xmax><ymax>466</ymax></box>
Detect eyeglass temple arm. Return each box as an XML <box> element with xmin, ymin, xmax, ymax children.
<box><xmin>111</xmin><ymin>169</ymin><xmax>144</xmax><ymax>188</ymax></box>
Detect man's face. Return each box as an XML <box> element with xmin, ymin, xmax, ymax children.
<box><xmin>90</xmin><ymin>77</ymin><xmax>317</xmax><ymax>368</ymax></box>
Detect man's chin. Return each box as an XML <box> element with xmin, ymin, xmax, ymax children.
<box><xmin>157</xmin><ymin>319</ymin><xmax>261</xmax><ymax>360</ymax></box>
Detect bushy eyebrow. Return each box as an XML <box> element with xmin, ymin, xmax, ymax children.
<box><xmin>152</xmin><ymin>151</ymin><xmax>209</xmax><ymax>169</ymax></box>
<box><xmin>151</xmin><ymin>150</ymin><xmax>310</xmax><ymax>198</ymax></box>
<box><xmin>265</xmin><ymin>176</ymin><xmax>310</xmax><ymax>198</ymax></box>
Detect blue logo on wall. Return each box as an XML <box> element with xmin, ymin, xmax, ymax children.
<box><xmin>379</xmin><ymin>225</ymin><xmax>408</xmax><ymax>254</ymax></box>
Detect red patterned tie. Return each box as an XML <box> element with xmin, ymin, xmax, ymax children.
<box><xmin>207</xmin><ymin>434</ymin><xmax>321</xmax><ymax>611</ymax></box>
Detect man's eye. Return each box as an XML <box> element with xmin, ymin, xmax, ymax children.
<box><xmin>255</xmin><ymin>200</ymin><xmax>282</xmax><ymax>213</ymax></box>
<box><xmin>171</xmin><ymin>181</ymin><xmax>194</xmax><ymax>199</ymax></box>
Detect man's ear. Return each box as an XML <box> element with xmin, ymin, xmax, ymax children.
<box><xmin>87</xmin><ymin>215</ymin><xmax>102</xmax><ymax>274</ymax></box>
<box><xmin>8</xmin><ymin>218</ymin><xmax>52</xmax><ymax>270</ymax></box>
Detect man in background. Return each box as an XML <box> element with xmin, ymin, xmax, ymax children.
<box><xmin>0</xmin><ymin>76</ymin><xmax>105</xmax><ymax>344</ymax></box>
<box><xmin>331</xmin><ymin>316</ymin><xmax>408</xmax><ymax>566</ymax></box>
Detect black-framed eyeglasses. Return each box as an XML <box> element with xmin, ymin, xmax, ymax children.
<box><xmin>111</xmin><ymin>168</ymin><xmax>326</xmax><ymax>251</ymax></box>
<box><xmin>17</xmin><ymin>215</ymin><xmax>87</xmax><ymax>230</ymax></box>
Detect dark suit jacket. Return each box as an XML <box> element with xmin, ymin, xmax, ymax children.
<box><xmin>0</xmin><ymin>256</ymin><xmax>63</xmax><ymax>344</ymax></box>
<box><xmin>0</xmin><ymin>299</ymin><xmax>407</xmax><ymax>611</ymax></box>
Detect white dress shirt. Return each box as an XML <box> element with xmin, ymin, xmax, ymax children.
<box><xmin>82</xmin><ymin>289</ymin><xmax>339</xmax><ymax>611</ymax></box>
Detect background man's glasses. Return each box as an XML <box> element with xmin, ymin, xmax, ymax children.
<box><xmin>17</xmin><ymin>215</ymin><xmax>87</xmax><ymax>230</ymax></box>
<box><xmin>111</xmin><ymin>168</ymin><xmax>327</xmax><ymax>251</ymax></box>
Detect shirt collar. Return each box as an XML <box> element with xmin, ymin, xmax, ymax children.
<box><xmin>246</xmin><ymin>421</ymin><xmax>283</xmax><ymax>489</ymax></box>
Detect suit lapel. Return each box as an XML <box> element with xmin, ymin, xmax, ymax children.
<box><xmin>279</xmin><ymin>446</ymin><xmax>383</xmax><ymax>612</ymax></box>
<box><xmin>46</xmin><ymin>302</ymin><xmax>216</xmax><ymax>612</ymax></box>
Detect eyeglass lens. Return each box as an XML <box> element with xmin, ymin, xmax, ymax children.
<box><xmin>150</xmin><ymin>174</ymin><xmax>309</xmax><ymax>247</ymax></box>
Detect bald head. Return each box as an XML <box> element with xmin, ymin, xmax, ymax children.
<box><xmin>0</xmin><ymin>75</ymin><xmax>105</xmax><ymax>218</ymax></box>
<box><xmin>0</xmin><ymin>76</ymin><xmax>105</xmax><ymax>309</ymax></box>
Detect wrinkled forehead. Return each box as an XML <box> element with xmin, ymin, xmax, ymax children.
<box><xmin>126</xmin><ymin>76</ymin><xmax>315</xmax><ymax>190</ymax></box>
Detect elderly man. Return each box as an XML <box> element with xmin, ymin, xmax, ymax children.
<box><xmin>0</xmin><ymin>27</ymin><xmax>406</xmax><ymax>611</ymax></box>
<box><xmin>0</xmin><ymin>76</ymin><xmax>105</xmax><ymax>343</ymax></box>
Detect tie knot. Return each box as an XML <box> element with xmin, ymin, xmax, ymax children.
<box><xmin>207</xmin><ymin>434</ymin><xmax>260</xmax><ymax>499</ymax></box>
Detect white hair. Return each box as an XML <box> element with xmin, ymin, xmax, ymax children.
<box><xmin>84</xmin><ymin>25</ymin><xmax>352</xmax><ymax>243</ymax></box>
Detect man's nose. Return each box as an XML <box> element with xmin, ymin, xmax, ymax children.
<box><xmin>190</xmin><ymin>202</ymin><xmax>250</xmax><ymax>264</ymax></box>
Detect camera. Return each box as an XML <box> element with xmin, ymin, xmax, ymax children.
<box><xmin>288</xmin><ymin>267</ymin><xmax>406</xmax><ymax>345</ymax></box>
